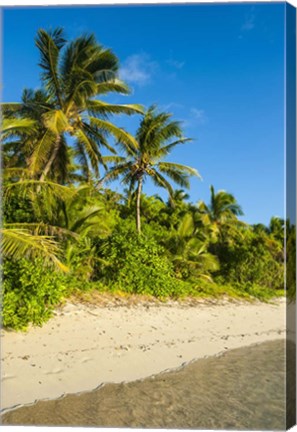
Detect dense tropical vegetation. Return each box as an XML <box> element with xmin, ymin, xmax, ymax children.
<box><xmin>1</xmin><ymin>28</ymin><xmax>292</xmax><ymax>330</ymax></box>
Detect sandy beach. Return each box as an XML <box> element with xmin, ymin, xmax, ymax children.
<box><xmin>1</xmin><ymin>297</ymin><xmax>286</xmax><ymax>415</ymax></box>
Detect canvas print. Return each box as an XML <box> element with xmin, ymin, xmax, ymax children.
<box><xmin>0</xmin><ymin>1</ymin><xmax>296</xmax><ymax>430</ymax></box>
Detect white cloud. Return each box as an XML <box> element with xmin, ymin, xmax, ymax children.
<box><xmin>161</xmin><ymin>102</ymin><xmax>184</xmax><ymax>111</ymax></box>
<box><xmin>241</xmin><ymin>9</ymin><xmax>256</xmax><ymax>32</ymax></box>
<box><xmin>190</xmin><ymin>108</ymin><xmax>207</xmax><ymax>124</ymax></box>
<box><xmin>182</xmin><ymin>108</ymin><xmax>208</xmax><ymax>128</ymax></box>
<box><xmin>120</xmin><ymin>53</ymin><xmax>158</xmax><ymax>86</ymax></box>
<box><xmin>166</xmin><ymin>59</ymin><xmax>185</xmax><ymax>69</ymax></box>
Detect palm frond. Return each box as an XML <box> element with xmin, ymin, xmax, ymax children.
<box><xmin>158</xmin><ymin>162</ymin><xmax>201</xmax><ymax>179</ymax></box>
<box><xmin>5</xmin><ymin>222</ymin><xmax>77</xmax><ymax>239</ymax></box>
<box><xmin>150</xmin><ymin>169</ymin><xmax>175</xmax><ymax>197</ymax></box>
<box><xmin>4</xmin><ymin>180</ymin><xmax>76</xmax><ymax>202</ymax></box>
<box><xmin>1</xmin><ymin>118</ymin><xmax>37</xmax><ymax>137</ymax></box>
<box><xmin>159</xmin><ymin>138</ymin><xmax>193</xmax><ymax>157</ymax></box>
<box><xmin>90</xmin><ymin>117</ymin><xmax>138</xmax><ymax>151</ymax></box>
<box><xmin>74</xmin><ymin>128</ymin><xmax>101</xmax><ymax>176</ymax></box>
<box><xmin>101</xmin><ymin>161</ymin><xmax>133</xmax><ymax>184</ymax></box>
<box><xmin>96</xmin><ymin>79</ymin><xmax>130</xmax><ymax>95</ymax></box>
<box><xmin>86</xmin><ymin>100</ymin><xmax>144</xmax><ymax>116</ymax></box>
<box><xmin>1</xmin><ymin>228</ymin><xmax>68</xmax><ymax>272</ymax></box>
<box><xmin>0</xmin><ymin>103</ymin><xmax>23</xmax><ymax>116</ymax></box>
<box><xmin>29</xmin><ymin>129</ymin><xmax>57</xmax><ymax>174</ymax></box>
<box><xmin>177</xmin><ymin>213</ymin><xmax>195</xmax><ymax>238</ymax></box>
<box><xmin>35</xmin><ymin>28</ymin><xmax>65</xmax><ymax>105</ymax></box>
<box><xmin>3</xmin><ymin>167</ymin><xmax>31</xmax><ymax>180</ymax></box>
<box><xmin>81</xmin><ymin>122</ymin><xmax>117</xmax><ymax>155</ymax></box>
<box><xmin>42</xmin><ymin>109</ymin><xmax>69</xmax><ymax>134</ymax></box>
<box><xmin>101</xmin><ymin>155</ymin><xmax>126</xmax><ymax>164</ymax></box>
<box><xmin>69</xmin><ymin>206</ymin><xmax>102</xmax><ymax>233</ymax></box>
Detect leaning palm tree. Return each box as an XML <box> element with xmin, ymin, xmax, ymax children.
<box><xmin>102</xmin><ymin>105</ymin><xmax>200</xmax><ymax>233</ymax></box>
<box><xmin>2</xmin><ymin>28</ymin><xmax>143</xmax><ymax>183</ymax></box>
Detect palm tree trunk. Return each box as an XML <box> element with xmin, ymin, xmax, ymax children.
<box><xmin>136</xmin><ymin>177</ymin><xmax>143</xmax><ymax>234</ymax></box>
<box><xmin>39</xmin><ymin>135</ymin><xmax>61</xmax><ymax>182</ymax></box>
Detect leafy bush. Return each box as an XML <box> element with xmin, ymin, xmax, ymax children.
<box><xmin>2</xmin><ymin>186</ymin><xmax>35</xmax><ymax>224</ymax></box>
<box><xmin>215</xmin><ymin>231</ymin><xmax>284</xmax><ymax>291</ymax></box>
<box><xmin>2</xmin><ymin>258</ymin><xmax>66</xmax><ymax>330</ymax></box>
<box><xmin>98</xmin><ymin>222</ymin><xmax>185</xmax><ymax>298</ymax></box>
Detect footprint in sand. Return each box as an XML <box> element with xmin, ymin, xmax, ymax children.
<box><xmin>45</xmin><ymin>368</ymin><xmax>63</xmax><ymax>375</ymax></box>
<box><xmin>2</xmin><ymin>374</ymin><xmax>16</xmax><ymax>381</ymax></box>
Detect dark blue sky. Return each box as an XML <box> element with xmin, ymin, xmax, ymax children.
<box><xmin>2</xmin><ymin>3</ymin><xmax>285</xmax><ymax>224</ymax></box>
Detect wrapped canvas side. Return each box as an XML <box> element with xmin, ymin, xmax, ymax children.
<box><xmin>286</xmin><ymin>2</ymin><xmax>297</xmax><ymax>429</ymax></box>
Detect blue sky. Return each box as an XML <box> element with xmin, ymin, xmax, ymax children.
<box><xmin>2</xmin><ymin>3</ymin><xmax>285</xmax><ymax>225</ymax></box>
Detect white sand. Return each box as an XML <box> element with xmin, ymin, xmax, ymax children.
<box><xmin>1</xmin><ymin>297</ymin><xmax>286</xmax><ymax>413</ymax></box>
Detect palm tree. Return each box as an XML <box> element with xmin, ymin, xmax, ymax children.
<box><xmin>268</xmin><ymin>216</ymin><xmax>284</xmax><ymax>243</ymax></box>
<box><xmin>198</xmin><ymin>185</ymin><xmax>244</xmax><ymax>242</ymax></box>
<box><xmin>170</xmin><ymin>189</ymin><xmax>190</xmax><ymax>204</ymax></box>
<box><xmin>165</xmin><ymin>213</ymin><xmax>219</xmax><ymax>282</ymax></box>
<box><xmin>102</xmin><ymin>105</ymin><xmax>200</xmax><ymax>233</ymax></box>
<box><xmin>2</xmin><ymin>28</ymin><xmax>143</xmax><ymax>183</ymax></box>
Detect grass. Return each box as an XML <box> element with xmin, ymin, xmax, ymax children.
<box><xmin>67</xmin><ymin>279</ymin><xmax>284</xmax><ymax>307</ymax></box>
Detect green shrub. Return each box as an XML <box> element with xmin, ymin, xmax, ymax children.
<box><xmin>214</xmin><ymin>232</ymin><xmax>284</xmax><ymax>291</ymax></box>
<box><xmin>2</xmin><ymin>258</ymin><xmax>66</xmax><ymax>330</ymax></box>
<box><xmin>98</xmin><ymin>222</ymin><xmax>185</xmax><ymax>298</ymax></box>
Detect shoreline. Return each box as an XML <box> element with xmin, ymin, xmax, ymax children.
<box><xmin>2</xmin><ymin>339</ymin><xmax>288</xmax><ymax>429</ymax></box>
<box><xmin>1</xmin><ymin>296</ymin><xmax>286</xmax><ymax>414</ymax></box>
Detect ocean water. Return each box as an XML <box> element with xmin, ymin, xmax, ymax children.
<box><xmin>2</xmin><ymin>339</ymin><xmax>293</xmax><ymax>430</ymax></box>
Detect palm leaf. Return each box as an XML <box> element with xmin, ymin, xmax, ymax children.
<box><xmin>42</xmin><ymin>109</ymin><xmax>69</xmax><ymax>134</ymax></box>
<box><xmin>1</xmin><ymin>118</ymin><xmax>37</xmax><ymax>136</ymax></box>
<box><xmin>4</xmin><ymin>180</ymin><xmax>76</xmax><ymax>202</ymax></box>
<box><xmin>101</xmin><ymin>155</ymin><xmax>126</xmax><ymax>164</ymax></box>
<box><xmin>86</xmin><ymin>100</ymin><xmax>144</xmax><ymax>116</ymax></box>
<box><xmin>69</xmin><ymin>206</ymin><xmax>102</xmax><ymax>233</ymax></box>
<box><xmin>35</xmin><ymin>28</ymin><xmax>65</xmax><ymax>105</ymax></box>
<box><xmin>5</xmin><ymin>222</ymin><xmax>77</xmax><ymax>239</ymax></box>
<box><xmin>158</xmin><ymin>162</ymin><xmax>201</xmax><ymax>179</ymax></box>
<box><xmin>177</xmin><ymin>213</ymin><xmax>195</xmax><ymax>238</ymax></box>
<box><xmin>101</xmin><ymin>161</ymin><xmax>133</xmax><ymax>184</ymax></box>
<box><xmin>96</xmin><ymin>79</ymin><xmax>130</xmax><ymax>95</ymax></box>
<box><xmin>150</xmin><ymin>169</ymin><xmax>174</xmax><ymax>197</ymax></box>
<box><xmin>29</xmin><ymin>129</ymin><xmax>57</xmax><ymax>174</ymax></box>
<box><xmin>90</xmin><ymin>117</ymin><xmax>138</xmax><ymax>150</ymax></box>
<box><xmin>74</xmin><ymin>128</ymin><xmax>101</xmax><ymax>176</ymax></box>
<box><xmin>159</xmin><ymin>138</ymin><xmax>192</xmax><ymax>156</ymax></box>
<box><xmin>0</xmin><ymin>103</ymin><xmax>23</xmax><ymax>115</ymax></box>
<box><xmin>1</xmin><ymin>228</ymin><xmax>68</xmax><ymax>272</ymax></box>
<box><xmin>3</xmin><ymin>167</ymin><xmax>31</xmax><ymax>180</ymax></box>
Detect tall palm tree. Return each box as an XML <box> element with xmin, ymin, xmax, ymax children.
<box><xmin>2</xmin><ymin>28</ymin><xmax>143</xmax><ymax>183</ymax></box>
<box><xmin>102</xmin><ymin>105</ymin><xmax>200</xmax><ymax>233</ymax></box>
